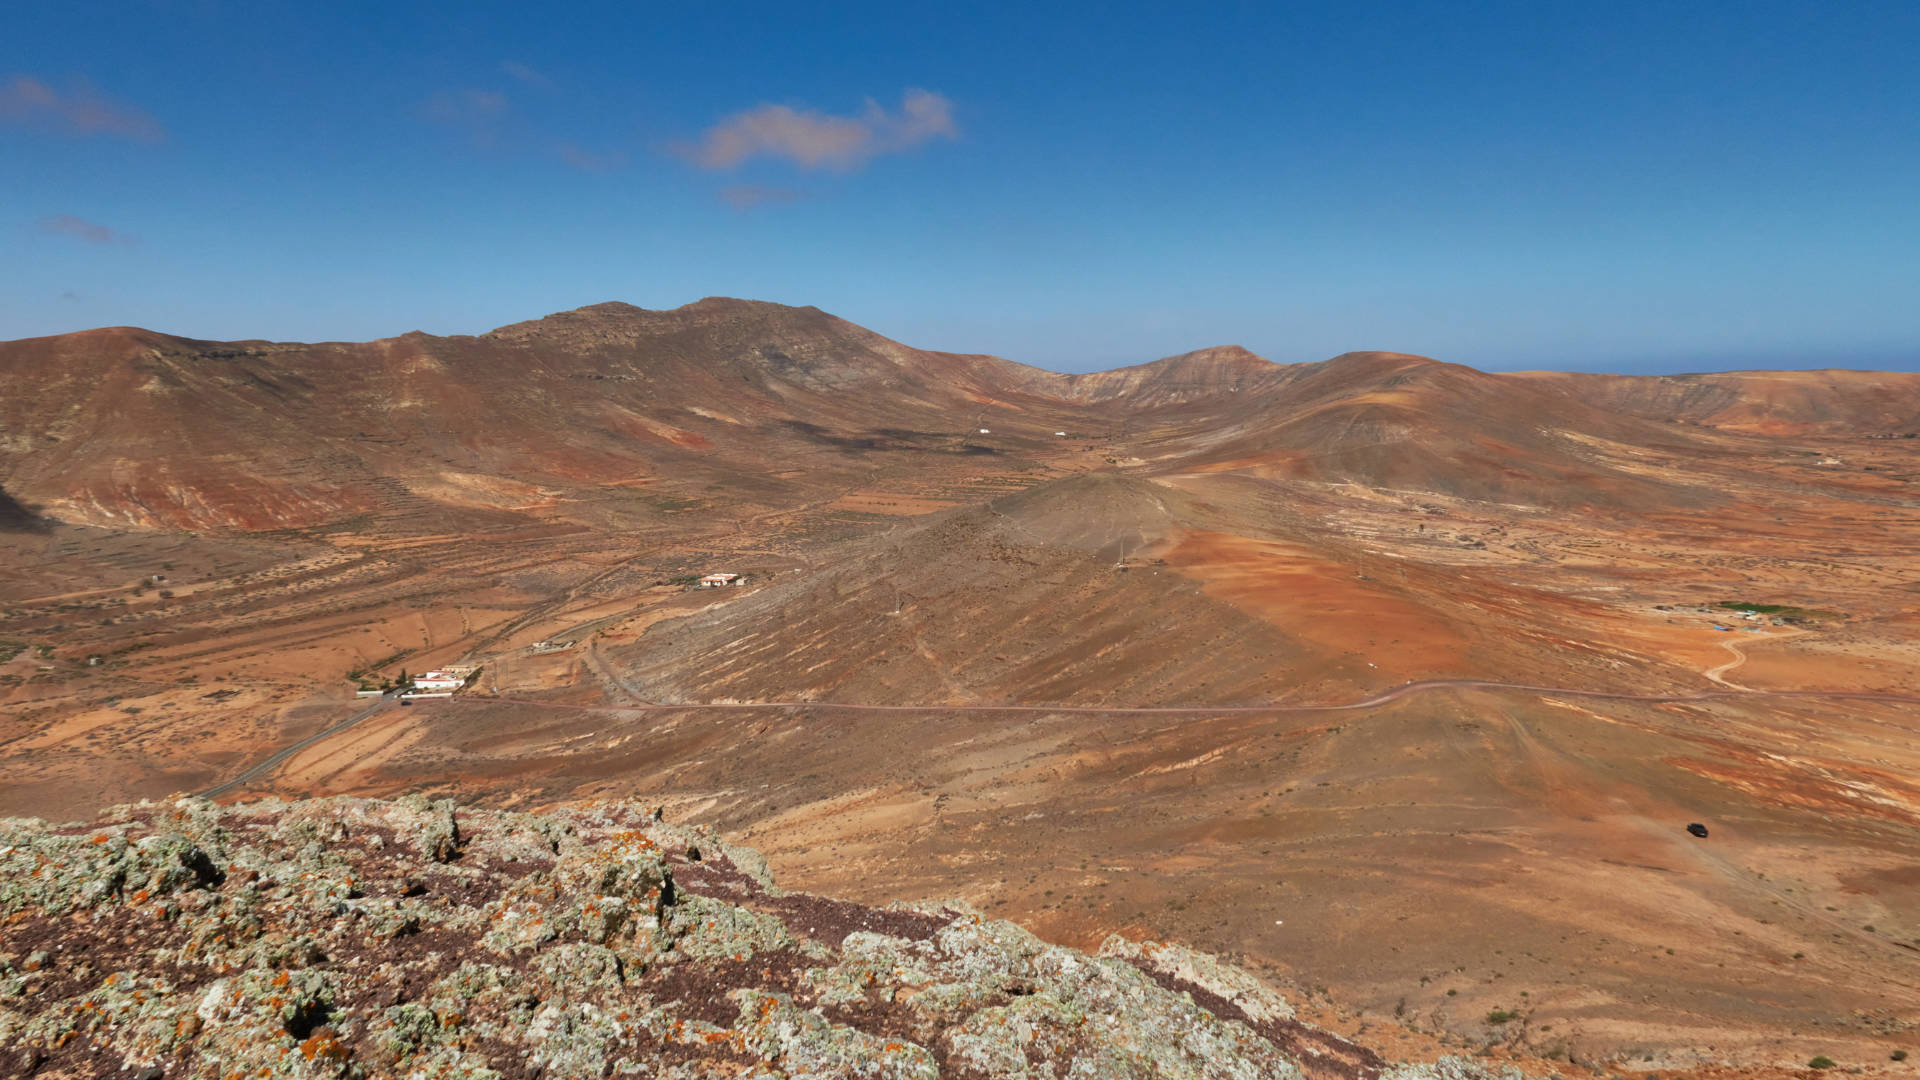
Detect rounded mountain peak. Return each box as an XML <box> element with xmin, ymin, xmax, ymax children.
<box><xmin>484</xmin><ymin>297</ymin><xmax>834</xmax><ymax>341</ymax></box>
<box><xmin>1157</xmin><ymin>344</ymin><xmax>1271</xmax><ymax>366</ymax></box>
<box><xmin>1058</xmin><ymin>344</ymin><xmax>1285</xmax><ymax>405</ymax></box>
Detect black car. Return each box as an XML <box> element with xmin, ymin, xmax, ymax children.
<box><xmin>1686</xmin><ymin>822</ymin><xmax>1709</xmax><ymax>838</ymax></box>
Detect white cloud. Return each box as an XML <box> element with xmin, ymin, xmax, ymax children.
<box><xmin>681</xmin><ymin>89</ymin><xmax>957</xmax><ymax>172</ymax></box>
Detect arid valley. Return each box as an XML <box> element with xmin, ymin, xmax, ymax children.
<box><xmin>4</xmin><ymin>298</ymin><xmax>1919</xmax><ymax>1075</ymax></box>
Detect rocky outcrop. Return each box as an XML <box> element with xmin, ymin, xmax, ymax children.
<box><xmin>0</xmin><ymin>796</ymin><xmax>1539</xmax><ymax>1079</ymax></box>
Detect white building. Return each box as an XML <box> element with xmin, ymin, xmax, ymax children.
<box><xmin>699</xmin><ymin>572</ymin><xmax>741</xmax><ymax>588</ymax></box>
<box><xmin>411</xmin><ymin>668</ymin><xmax>469</xmax><ymax>692</ymax></box>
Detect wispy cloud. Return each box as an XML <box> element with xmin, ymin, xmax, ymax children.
<box><xmin>500</xmin><ymin>60</ymin><xmax>552</xmax><ymax>89</ymax></box>
<box><xmin>0</xmin><ymin>75</ymin><xmax>165</xmax><ymax>143</ymax></box>
<box><xmin>421</xmin><ymin>81</ymin><xmax>625</xmax><ymax>172</ymax></box>
<box><xmin>38</xmin><ymin>214</ymin><xmax>135</xmax><ymax>246</ymax></box>
<box><xmin>419</xmin><ymin>88</ymin><xmax>509</xmax><ymax>146</ymax></box>
<box><xmin>720</xmin><ymin>184</ymin><xmax>803</xmax><ymax>210</ymax></box>
<box><xmin>552</xmin><ymin>140</ymin><xmax>626</xmax><ymax>173</ymax></box>
<box><xmin>679</xmin><ymin>89</ymin><xmax>957</xmax><ymax>172</ymax></box>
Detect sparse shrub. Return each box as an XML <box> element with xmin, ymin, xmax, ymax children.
<box><xmin>1807</xmin><ymin>1056</ymin><xmax>1836</xmax><ymax>1070</ymax></box>
<box><xmin>1890</xmin><ymin>1050</ymin><xmax>1907</xmax><ymax>1062</ymax></box>
<box><xmin>1486</xmin><ymin>1009</ymin><xmax>1516</xmax><ymax>1025</ymax></box>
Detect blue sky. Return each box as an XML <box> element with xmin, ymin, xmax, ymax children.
<box><xmin>4</xmin><ymin>1</ymin><xmax>1917</xmax><ymax>373</ymax></box>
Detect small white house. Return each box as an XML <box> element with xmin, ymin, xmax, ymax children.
<box><xmin>699</xmin><ymin>572</ymin><xmax>741</xmax><ymax>588</ymax></box>
<box><xmin>411</xmin><ymin>669</ymin><xmax>466</xmax><ymax>692</ymax></box>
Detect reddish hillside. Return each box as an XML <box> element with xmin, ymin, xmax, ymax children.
<box><xmin>1058</xmin><ymin>345</ymin><xmax>1296</xmax><ymax>406</ymax></box>
<box><xmin>0</xmin><ymin>300</ymin><xmax>1075</xmax><ymax>531</ymax></box>
<box><xmin>1509</xmin><ymin>368</ymin><xmax>1920</xmax><ymax>435</ymax></box>
<box><xmin>3</xmin><ymin>301</ymin><xmax>1912</xmax><ymax>532</ymax></box>
<box><xmin>1135</xmin><ymin>351</ymin><xmax>1739</xmax><ymax>509</ymax></box>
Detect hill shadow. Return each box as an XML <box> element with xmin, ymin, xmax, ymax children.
<box><xmin>0</xmin><ymin>484</ymin><xmax>52</xmax><ymax>533</ymax></box>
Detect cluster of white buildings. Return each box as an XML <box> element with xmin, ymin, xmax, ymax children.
<box><xmin>408</xmin><ymin>665</ymin><xmax>478</xmax><ymax>695</ymax></box>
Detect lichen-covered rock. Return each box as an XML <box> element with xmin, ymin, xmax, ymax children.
<box><xmin>1384</xmin><ymin>1057</ymin><xmax>1538</xmax><ymax>1080</ymax></box>
<box><xmin>397</xmin><ymin>794</ymin><xmax>462</xmax><ymax>863</ymax></box>
<box><xmin>663</xmin><ymin>892</ymin><xmax>814</xmax><ymax>963</ymax></box>
<box><xmin>729</xmin><ymin>989</ymin><xmax>940</xmax><ymax>1078</ymax></box>
<box><xmin>1100</xmin><ymin>935</ymin><xmax>1297</xmax><ymax>1024</ymax></box>
<box><xmin>0</xmin><ymin>795</ymin><xmax>1476</xmax><ymax>1079</ymax></box>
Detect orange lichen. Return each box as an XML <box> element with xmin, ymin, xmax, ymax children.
<box><xmin>298</xmin><ymin>1032</ymin><xmax>347</xmax><ymax>1062</ymax></box>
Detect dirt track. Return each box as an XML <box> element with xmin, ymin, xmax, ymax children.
<box><xmin>462</xmin><ymin>678</ymin><xmax>1920</xmax><ymax>717</ymax></box>
<box><xmin>192</xmin><ymin>675</ymin><xmax>1920</xmax><ymax>798</ymax></box>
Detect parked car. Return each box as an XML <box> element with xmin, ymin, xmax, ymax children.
<box><xmin>1686</xmin><ymin>822</ymin><xmax>1709</xmax><ymax>838</ymax></box>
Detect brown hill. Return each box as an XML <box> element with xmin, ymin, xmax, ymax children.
<box><xmin>9</xmin><ymin>302</ymin><xmax>1885</xmax><ymax>532</ymax></box>
<box><xmin>1058</xmin><ymin>345</ymin><xmax>1294</xmax><ymax>406</ymax></box>
<box><xmin>0</xmin><ymin>300</ymin><xmax>1078</xmax><ymax>532</ymax></box>
<box><xmin>1129</xmin><ymin>351</ymin><xmax>1740</xmax><ymax>509</ymax></box>
<box><xmin>1510</xmin><ymin>368</ymin><xmax>1920</xmax><ymax>435</ymax></box>
<box><xmin>613</xmin><ymin>473</ymin><xmax>1352</xmax><ymax>707</ymax></box>
<box><xmin>611</xmin><ymin>469</ymin><xmax>1713</xmax><ymax>707</ymax></box>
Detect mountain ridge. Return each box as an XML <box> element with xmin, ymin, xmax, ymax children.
<box><xmin>2</xmin><ymin>299</ymin><xmax>1913</xmax><ymax>531</ymax></box>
